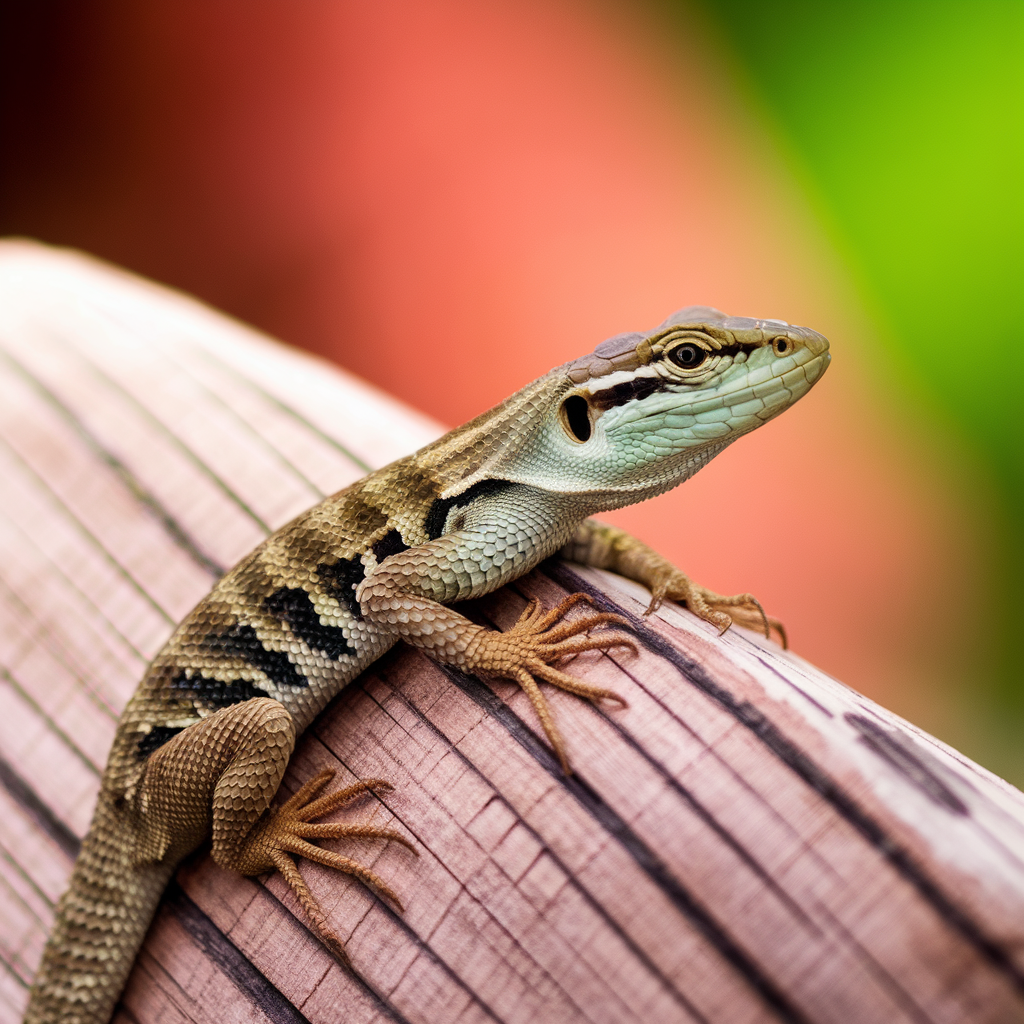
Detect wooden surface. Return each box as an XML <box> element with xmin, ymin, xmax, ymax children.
<box><xmin>1</xmin><ymin>241</ymin><xmax>1023</xmax><ymax>1024</ymax></box>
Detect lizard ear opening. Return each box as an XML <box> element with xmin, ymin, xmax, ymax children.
<box><xmin>560</xmin><ymin>395</ymin><xmax>592</xmax><ymax>443</ymax></box>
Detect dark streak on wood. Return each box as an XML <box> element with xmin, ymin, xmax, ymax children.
<box><xmin>434</xmin><ymin>660</ymin><xmax>812</xmax><ymax>1024</ymax></box>
<box><xmin>0</xmin><ymin>430</ymin><xmax>176</xmax><ymax>626</ymax></box>
<box><xmin>808</xmin><ymin>899</ymin><xmax>934</xmax><ymax>1024</ymax></box>
<box><xmin>363</xmin><ymin>665</ymin><xmax>713</xmax><ymax>1024</ymax></box>
<box><xmin>163</xmin><ymin>882</ymin><xmax>314</xmax><ymax>1024</ymax></box>
<box><xmin>846</xmin><ymin>713</ymin><xmax>970</xmax><ymax>816</ymax></box>
<box><xmin>194</xmin><ymin>348</ymin><xmax>374</xmax><ymax>474</ymax></box>
<box><xmin>57</xmin><ymin>341</ymin><xmax>274</xmax><ymax>535</ymax></box>
<box><xmin>546</xmin><ymin>560</ymin><xmax>1024</xmax><ymax>996</ymax></box>
<box><xmin>569</xmin><ymin>664</ymin><xmax>820</xmax><ymax>934</ymax></box>
<box><xmin>242</xmin><ymin>810</ymin><xmax>484</xmax><ymax>1024</ymax></box>
<box><xmin>0</xmin><ymin>753</ymin><xmax>80</xmax><ymax>861</ymax></box>
<box><xmin>492</xmin><ymin>582</ymin><xmax>820</xmax><ymax>935</ymax></box>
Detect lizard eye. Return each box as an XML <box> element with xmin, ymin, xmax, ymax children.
<box><xmin>668</xmin><ymin>343</ymin><xmax>707</xmax><ymax>369</ymax></box>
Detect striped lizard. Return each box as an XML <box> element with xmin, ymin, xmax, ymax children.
<box><xmin>25</xmin><ymin>306</ymin><xmax>829</xmax><ymax>1023</ymax></box>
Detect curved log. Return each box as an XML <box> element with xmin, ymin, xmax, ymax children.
<box><xmin>0</xmin><ymin>241</ymin><xmax>1022</xmax><ymax>1024</ymax></box>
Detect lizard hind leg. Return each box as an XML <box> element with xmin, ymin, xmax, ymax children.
<box><xmin>223</xmin><ymin>767</ymin><xmax>415</xmax><ymax>962</ymax></box>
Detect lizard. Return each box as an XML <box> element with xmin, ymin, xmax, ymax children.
<box><xmin>24</xmin><ymin>305</ymin><xmax>829</xmax><ymax>1024</ymax></box>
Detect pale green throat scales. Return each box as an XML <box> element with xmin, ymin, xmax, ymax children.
<box><xmin>26</xmin><ymin>306</ymin><xmax>830</xmax><ymax>1023</ymax></box>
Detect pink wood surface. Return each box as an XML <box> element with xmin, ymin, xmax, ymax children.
<box><xmin>1</xmin><ymin>242</ymin><xmax>1022</xmax><ymax>1024</ymax></box>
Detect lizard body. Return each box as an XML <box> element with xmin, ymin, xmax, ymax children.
<box><xmin>25</xmin><ymin>306</ymin><xmax>829</xmax><ymax>1023</ymax></box>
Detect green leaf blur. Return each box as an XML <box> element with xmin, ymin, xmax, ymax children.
<box><xmin>666</xmin><ymin>0</ymin><xmax>1023</xmax><ymax>771</ymax></box>
<box><xmin>698</xmin><ymin>1</ymin><xmax>1022</xmax><ymax>444</ymax></box>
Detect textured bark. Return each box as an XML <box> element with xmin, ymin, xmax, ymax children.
<box><xmin>1</xmin><ymin>241</ymin><xmax>1022</xmax><ymax>1024</ymax></box>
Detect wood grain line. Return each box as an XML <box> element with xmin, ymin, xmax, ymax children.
<box><xmin>809</xmin><ymin>899</ymin><xmax>933</xmax><ymax>1024</ymax></box>
<box><xmin>846</xmin><ymin>714</ymin><xmax>968</xmax><ymax>815</ymax></box>
<box><xmin>0</xmin><ymin>664</ymin><xmax>101</xmax><ymax>778</ymax></box>
<box><xmin>274</xmin><ymin>740</ymin><xmax>512</xmax><ymax>1024</ymax></box>
<box><xmin>0</xmin><ymin>572</ymin><xmax>122</xmax><ymax>727</ymax></box>
<box><xmin>132</xmin><ymin>344</ymin><xmax>332</xmax><ymax>505</ymax></box>
<box><xmin>344</xmin><ymin>675</ymin><xmax>692</xmax><ymax>1023</ymax></box>
<box><xmin>0</xmin><ymin>505</ymin><xmax>152</xmax><ymax>666</ymax></box>
<box><xmin>0</xmin><ymin>433</ymin><xmax>175</xmax><ymax>627</ymax></box>
<box><xmin>163</xmin><ymin>883</ymin><xmax>314</xmax><ymax>1024</ymax></box>
<box><xmin>189</xmin><ymin>347</ymin><xmax>374</xmax><ymax>474</ymax></box>
<box><xmin>0</xmin><ymin>754</ymin><xmax>80</xmax><ymax>861</ymax></box>
<box><xmin>45</xmin><ymin>336</ymin><xmax>274</xmax><ymax>536</ymax></box>
<box><xmin>493</xmin><ymin>580</ymin><xmax>820</xmax><ymax>937</ymax></box>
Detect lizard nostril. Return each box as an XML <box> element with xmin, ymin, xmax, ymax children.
<box><xmin>772</xmin><ymin>337</ymin><xmax>790</xmax><ymax>356</ymax></box>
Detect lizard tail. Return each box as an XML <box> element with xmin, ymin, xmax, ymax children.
<box><xmin>24</xmin><ymin>793</ymin><xmax>175</xmax><ymax>1024</ymax></box>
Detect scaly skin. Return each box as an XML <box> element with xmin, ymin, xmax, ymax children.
<box><xmin>25</xmin><ymin>306</ymin><xmax>829</xmax><ymax>1023</ymax></box>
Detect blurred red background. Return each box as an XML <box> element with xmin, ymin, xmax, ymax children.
<box><xmin>0</xmin><ymin>1</ymin><xmax>980</xmax><ymax>758</ymax></box>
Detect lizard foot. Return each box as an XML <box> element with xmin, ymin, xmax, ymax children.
<box><xmin>468</xmin><ymin>593</ymin><xmax>637</xmax><ymax>773</ymax></box>
<box><xmin>645</xmin><ymin>569</ymin><xmax>787</xmax><ymax>648</ymax></box>
<box><xmin>244</xmin><ymin>768</ymin><xmax>416</xmax><ymax>964</ymax></box>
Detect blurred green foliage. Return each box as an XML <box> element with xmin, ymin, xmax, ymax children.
<box><xmin>679</xmin><ymin>0</ymin><xmax>1023</xmax><ymax>732</ymax></box>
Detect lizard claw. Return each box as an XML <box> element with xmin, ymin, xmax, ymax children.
<box><xmin>645</xmin><ymin>570</ymin><xmax>787</xmax><ymax>648</ymax></box>
<box><xmin>466</xmin><ymin>593</ymin><xmax>636</xmax><ymax>774</ymax></box>
<box><xmin>246</xmin><ymin>769</ymin><xmax>414</xmax><ymax>964</ymax></box>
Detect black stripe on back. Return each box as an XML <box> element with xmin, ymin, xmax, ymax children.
<box><xmin>423</xmin><ymin>479</ymin><xmax>516</xmax><ymax>540</ymax></box>
<box><xmin>208</xmin><ymin>622</ymin><xmax>305</xmax><ymax>687</ymax></box>
<box><xmin>136</xmin><ymin>725</ymin><xmax>185</xmax><ymax>759</ymax></box>
<box><xmin>264</xmin><ymin>586</ymin><xmax>355</xmax><ymax>659</ymax></box>
<box><xmin>372</xmin><ymin>529</ymin><xmax>409</xmax><ymax>562</ymax></box>
<box><xmin>171</xmin><ymin>672</ymin><xmax>270</xmax><ymax>708</ymax></box>
<box><xmin>316</xmin><ymin>556</ymin><xmax>365</xmax><ymax>619</ymax></box>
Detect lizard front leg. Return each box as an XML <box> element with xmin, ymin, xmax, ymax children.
<box><xmin>356</xmin><ymin>502</ymin><xmax>636</xmax><ymax>773</ymax></box>
<box><xmin>561</xmin><ymin>518</ymin><xmax>787</xmax><ymax>646</ymax></box>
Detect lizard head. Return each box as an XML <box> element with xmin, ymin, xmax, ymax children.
<box><xmin>473</xmin><ymin>305</ymin><xmax>830</xmax><ymax>507</ymax></box>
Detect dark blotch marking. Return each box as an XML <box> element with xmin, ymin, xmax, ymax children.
<box><xmin>137</xmin><ymin>725</ymin><xmax>185</xmax><ymax>759</ymax></box>
<box><xmin>264</xmin><ymin>586</ymin><xmax>354</xmax><ymax>659</ymax></box>
<box><xmin>423</xmin><ymin>479</ymin><xmax>516</xmax><ymax>540</ymax></box>
<box><xmin>589</xmin><ymin>375</ymin><xmax>670</xmax><ymax>410</ymax></box>
<box><xmin>209</xmin><ymin>622</ymin><xmax>305</xmax><ymax>687</ymax></box>
<box><xmin>372</xmin><ymin>529</ymin><xmax>409</xmax><ymax>563</ymax></box>
<box><xmin>316</xmin><ymin>556</ymin><xmax>365</xmax><ymax>619</ymax></box>
<box><xmin>171</xmin><ymin>671</ymin><xmax>270</xmax><ymax>708</ymax></box>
